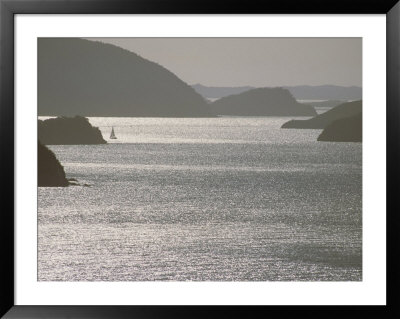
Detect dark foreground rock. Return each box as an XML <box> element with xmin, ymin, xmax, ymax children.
<box><xmin>38</xmin><ymin>141</ymin><xmax>69</xmax><ymax>187</ymax></box>
<box><xmin>281</xmin><ymin>100</ymin><xmax>362</xmax><ymax>129</ymax></box>
<box><xmin>38</xmin><ymin>116</ymin><xmax>107</xmax><ymax>145</ymax></box>
<box><xmin>211</xmin><ymin>87</ymin><xmax>317</xmax><ymax>116</ymax></box>
<box><xmin>318</xmin><ymin>112</ymin><xmax>362</xmax><ymax>142</ymax></box>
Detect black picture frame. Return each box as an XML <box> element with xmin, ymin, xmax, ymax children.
<box><xmin>1</xmin><ymin>0</ymin><xmax>399</xmax><ymax>318</ymax></box>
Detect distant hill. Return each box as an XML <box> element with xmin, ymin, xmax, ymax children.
<box><xmin>38</xmin><ymin>141</ymin><xmax>69</xmax><ymax>187</ymax></box>
<box><xmin>191</xmin><ymin>84</ymin><xmax>254</xmax><ymax>99</ymax></box>
<box><xmin>38</xmin><ymin>38</ymin><xmax>213</xmax><ymax>117</ymax></box>
<box><xmin>210</xmin><ymin>87</ymin><xmax>317</xmax><ymax>116</ymax></box>
<box><xmin>191</xmin><ymin>84</ymin><xmax>362</xmax><ymax>101</ymax></box>
<box><xmin>38</xmin><ymin>116</ymin><xmax>107</xmax><ymax>145</ymax></box>
<box><xmin>281</xmin><ymin>100</ymin><xmax>362</xmax><ymax>129</ymax></box>
<box><xmin>283</xmin><ymin>85</ymin><xmax>362</xmax><ymax>101</ymax></box>
<box><xmin>301</xmin><ymin>100</ymin><xmax>350</xmax><ymax>109</ymax></box>
<box><xmin>318</xmin><ymin>112</ymin><xmax>362</xmax><ymax>142</ymax></box>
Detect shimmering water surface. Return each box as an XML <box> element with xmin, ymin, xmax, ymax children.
<box><xmin>38</xmin><ymin>117</ymin><xmax>362</xmax><ymax>281</ymax></box>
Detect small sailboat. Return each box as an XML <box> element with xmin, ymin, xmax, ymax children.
<box><xmin>110</xmin><ymin>126</ymin><xmax>117</xmax><ymax>139</ymax></box>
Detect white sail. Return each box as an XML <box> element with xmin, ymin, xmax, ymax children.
<box><xmin>110</xmin><ymin>127</ymin><xmax>117</xmax><ymax>139</ymax></box>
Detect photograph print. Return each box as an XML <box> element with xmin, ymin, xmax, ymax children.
<box><xmin>38</xmin><ymin>37</ymin><xmax>362</xmax><ymax>281</ymax></box>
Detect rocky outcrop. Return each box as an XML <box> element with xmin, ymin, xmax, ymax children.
<box><xmin>38</xmin><ymin>116</ymin><xmax>106</xmax><ymax>145</ymax></box>
<box><xmin>211</xmin><ymin>87</ymin><xmax>317</xmax><ymax>116</ymax></box>
<box><xmin>282</xmin><ymin>100</ymin><xmax>362</xmax><ymax>129</ymax></box>
<box><xmin>38</xmin><ymin>141</ymin><xmax>69</xmax><ymax>187</ymax></box>
<box><xmin>317</xmin><ymin>112</ymin><xmax>362</xmax><ymax>142</ymax></box>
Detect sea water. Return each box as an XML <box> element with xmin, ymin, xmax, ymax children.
<box><xmin>38</xmin><ymin>117</ymin><xmax>362</xmax><ymax>281</ymax></box>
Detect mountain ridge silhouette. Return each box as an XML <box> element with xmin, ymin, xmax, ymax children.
<box><xmin>38</xmin><ymin>38</ymin><xmax>213</xmax><ymax>117</ymax></box>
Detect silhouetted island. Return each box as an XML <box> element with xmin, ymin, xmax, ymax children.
<box><xmin>38</xmin><ymin>116</ymin><xmax>107</xmax><ymax>145</ymax></box>
<box><xmin>38</xmin><ymin>38</ymin><xmax>214</xmax><ymax>117</ymax></box>
<box><xmin>281</xmin><ymin>100</ymin><xmax>362</xmax><ymax>129</ymax></box>
<box><xmin>38</xmin><ymin>141</ymin><xmax>69</xmax><ymax>187</ymax></box>
<box><xmin>210</xmin><ymin>87</ymin><xmax>317</xmax><ymax>116</ymax></box>
<box><xmin>301</xmin><ymin>100</ymin><xmax>350</xmax><ymax>109</ymax></box>
<box><xmin>282</xmin><ymin>85</ymin><xmax>362</xmax><ymax>101</ymax></box>
<box><xmin>191</xmin><ymin>84</ymin><xmax>254</xmax><ymax>99</ymax></box>
<box><xmin>318</xmin><ymin>112</ymin><xmax>362</xmax><ymax>142</ymax></box>
<box><xmin>191</xmin><ymin>84</ymin><xmax>362</xmax><ymax>101</ymax></box>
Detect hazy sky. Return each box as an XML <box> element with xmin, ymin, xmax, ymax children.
<box><xmin>90</xmin><ymin>38</ymin><xmax>362</xmax><ymax>87</ymax></box>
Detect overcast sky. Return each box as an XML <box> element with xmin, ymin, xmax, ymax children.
<box><xmin>89</xmin><ymin>38</ymin><xmax>362</xmax><ymax>87</ymax></box>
